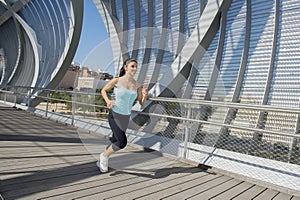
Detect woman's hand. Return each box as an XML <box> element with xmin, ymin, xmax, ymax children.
<box><xmin>141</xmin><ymin>88</ymin><xmax>148</xmax><ymax>106</ymax></box>
<box><xmin>142</xmin><ymin>88</ymin><xmax>148</xmax><ymax>98</ymax></box>
<box><xmin>101</xmin><ymin>78</ymin><xmax>118</xmax><ymax>109</ymax></box>
<box><xmin>106</xmin><ymin>100</ymin><xmax>114</xmax><ymax>109</ymax></box>
<box><xmin>138</xmin><ymin>85</ymin><xmax>148</xmax><ymax>106</ymax></box>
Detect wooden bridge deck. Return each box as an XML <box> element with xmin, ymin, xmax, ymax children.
<box><xmin>0</xmin><ymin>104</ymin><xmax>299</xmax><ymax>200</ymax></box>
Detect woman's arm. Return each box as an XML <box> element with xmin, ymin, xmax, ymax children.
<box><xmin>101</xmin><ymin>78</ymin><xmax>118</xmax><ymax>109</ymax></box>
<box><xmin>137</xmin><ymin>85</ymin><xmax>148</xmax><ymax>106</ymax></box>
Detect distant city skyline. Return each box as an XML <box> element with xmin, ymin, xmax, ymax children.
<box><xmin>73</xmin><ymin>0</ymin><xmax>113</xmax><ymax>74</ymax></box>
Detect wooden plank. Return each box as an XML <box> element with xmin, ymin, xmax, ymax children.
<box><xmin>187</xmin><ymin>178</ymin><xmax>242</xmax><ymax>200</ymax></box>
<box><xmin>2</xmin><ymin>166</ymin><xmax>99</xmax><ymax>199</ymax></box>
<box><xmin>1</xmin><ymin>161</ymin><xmax>97</xmax><ymax>188</ymax></box>
<box><xmin>40</xmin><ymin>163</ymin><xmax>189</xmax><ymax>200</ymax></box>
<box><xmin>4</xmin><ymin>167</ymin><xmax>141</xmax><ymax>199</ymax></box>
<box><xmin>26</xmin><ymin>175</ymin><xmax>143</xmax><ymax>200</ymax></box>
<box><xmin>162</xmin><ymin>176</ymin><xmax>232</xmax><ymax>199</ymax></box>
<box><xmin>1</xmin><ymin>157</ymin><xmax>94</xmax><ymax>181</ymax></box>
<box><xmin>0</xmin><ymin>146</ymin><xmax>91</xmax><ymax>158</ymax></box>
<box><xmin>105</xmin><ymin>167</ymin><xmax>206</xmax><ymax>200</ymax></box>
<box><xmin>135</xmin><ymin>172</ymin><xmax>220</xmax><ymax>200</ymax></box>
<box><xmin>232</xmin><ymin>185</ymin><xmax>266</xmax><ymax>200</ymax></box>
<box><xmin>272</xmin><ymin>192</ymin><xmax>293</xmax><ymax>200</ymax></box>
<box><xmin>211</xmin><ymin>181</ymin><xmax>254</xmax><ymax>200</ymax></box>
<box><xmin>0</xmin><ymin>150</ymin><xmax>95</xmax><ymax>171</ymax></box>
<box><xmin>253</xmin><ymin>188</ymin><xmax>279</xmax><ymax>200</ymax></box>
<box><xmin>3</xmin><ymin>147</ymin><xmax>178</xmax><ymax>197</ymax></box>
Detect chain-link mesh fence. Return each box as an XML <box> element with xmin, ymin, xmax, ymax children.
<box><xmin>1</xmin><ymin>87</ymin><xmax>299</xmax><ymax>165</ymax></box>
<box><xmin>129</xmin><ymin>97</ymin><xmax>300</xmax><ymax>166</ymax></box>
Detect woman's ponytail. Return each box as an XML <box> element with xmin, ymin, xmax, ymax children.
<box><xmin>119</xmin><ymin>66</ymin><xmax>126</xmax><ymax>77</ymax></box>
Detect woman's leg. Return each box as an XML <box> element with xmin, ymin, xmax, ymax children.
<box><xmin>103</xmin><ymin>144</ymin><xmax>114</xmax><ymax>157</ymax></box>
<box><xmin>103</xmin><ymin>111</ymin><xmax>129</xmax><ymax>156</ymax></box>
<box><xmin>107</xmin><ymin>110</ymin><xmax>129</xmax><ymax>152</ymax></box>
<box><xmin>98</xmin><ymin>111</ymin><xmax>129</xmax><ymax>172</ymax></box>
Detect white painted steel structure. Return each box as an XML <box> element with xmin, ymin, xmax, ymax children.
<box><xmin>0</xmin><ymin>0</ymin><xmax>83</xmax><ymax>105</ymax></box>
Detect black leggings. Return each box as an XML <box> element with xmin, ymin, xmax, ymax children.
<box><xmin>107</xmin><ymin>110</ymin><xmax>130</xmax><ymax>151</ymax></box>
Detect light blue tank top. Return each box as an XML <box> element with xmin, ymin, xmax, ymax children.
<box><xmin>112</xmin><ymin>85</ymin><xmax>138</xmax><ymax>115</ymax></box>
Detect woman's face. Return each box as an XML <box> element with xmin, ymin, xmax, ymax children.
<box><xmin>125</xmin><ymin>61</ymin><xmax>137</xmax><ymax>76</ymax></box>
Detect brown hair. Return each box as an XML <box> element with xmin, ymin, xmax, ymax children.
<box><xmin>119</xmin><ymin>58</ymin><xmax>137</xmax><ymax>77</ymax></box>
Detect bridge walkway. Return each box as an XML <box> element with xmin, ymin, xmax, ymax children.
<box><xmin>0</xmin><ymin>104</ymin><xmax>299</xmax><ymax>200</ymax></box>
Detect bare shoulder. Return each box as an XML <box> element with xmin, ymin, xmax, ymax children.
<box><xmin>109</xmin><ymin>77</ymin><xmax>119</xmax><ymax>85</ymax></box>
<box><xmin>112</xmin><ymin>77</ymin><xmax>119</xmax><ymax>82</ymax></box>
<box><xmin>103</xmin><ymin>78</ymin><xmax>118</xmax><ymax>89</ymax></box>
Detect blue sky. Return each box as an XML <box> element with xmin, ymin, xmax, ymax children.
<box><xmin>73</xmin><ymin>0</ymin><xmax>113</xmax><ymax>72</ymax></box>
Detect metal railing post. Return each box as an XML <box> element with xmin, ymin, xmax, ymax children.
<box><xmin>45</xmin><ymin>92</ymin><xmax>49</xmax><ymax>117</ymax></box>
<box><xmin>183</xmin><ymin>104</ymin><xmax>192</xmax><ymax>159</ymax></box>
<box><xmin>27</xmin><ymin>89</ymin><xmax>31</xmax><ymax>110</ymax></box>
<box><xmin>72</xmin><ymin>92</ymin><xmax>77</xmax><ymax>125</ymax></box>
<box><xmin>14</xmin><ymin>94</ymin><xmax>17</xmax><ymax>107</ymax></box>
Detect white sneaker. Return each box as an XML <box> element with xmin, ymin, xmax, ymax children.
<box><xmin>97</xmin><ymin>153</ymin><xmax>108</xmax><ymax>173</ymax></box>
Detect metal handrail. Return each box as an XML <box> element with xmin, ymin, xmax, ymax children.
<box><xmin>1</xmin><ymin>86</ymin><xmax>299</xmax><ymax>140</ymax></box>
<box><xmin>150</xmin><ymin>97</ymin><xmax>300</xmax><ymax>115</ymax></box>
<box><xmin>132</xmin><ymin>111</ymin><xmax>300</xmax><ymax>139</ymax></box>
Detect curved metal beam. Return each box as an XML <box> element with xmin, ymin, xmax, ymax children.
<box><xmin>137</xmin><ymin>0</ymin><xmax>154</xmax><ymax>84</ymax></box>
<box><xmin>131</xmin><ymin>0</ymin><xmax>140</xmax><ymax>60</ymax></box>
<box><xmin>149</xmin><ymin>0</ymin><xmax>169</xmax><ymax>89</ymax></box>
<box><xmin>256</xmin><ymin>0</ymin><xmax>280</xmax><ymax>129</ymax></box>
<box><xmin>0</xmin><ymin>0</ymin><xmax>30</xmax><ymax>26</ymax></box>
<box><xmin>30</xmin><ymin>0</ymin><xmax>84</xmax><ymax>106</ymax></box>
<box><xmin>13</xmin><ymin>13</ymin><xmax>40</xmax><ymax>88</ymax></box>
<box><xmin>95</xmin><ymin>0</ymin><xmax>126</xmax><ymax>76</ymax></box>
<box><xmin>154</xmin><ymin>0</ymin><xmax>232</xmax><ymax>98</ymax></box>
